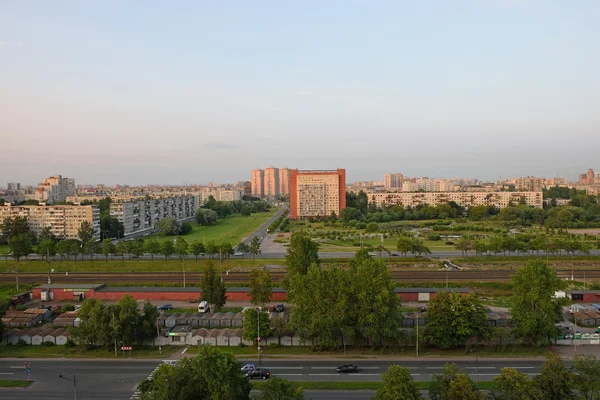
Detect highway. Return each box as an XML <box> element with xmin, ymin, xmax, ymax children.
<box><xmin>0</xmin><ymin>358</ymin><xmax>551</xmax><ymax>400</ymax></box>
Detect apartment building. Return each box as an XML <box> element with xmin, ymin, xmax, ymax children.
<box><xmin>7</xmin><ymin>183</ymin><xmax>20</xmax><ymax>191</ymax></box>
<box><xmin>35</xmin><ymin>175</ymin><xmax>76</xmax><ymax>204</ymax></box>
<box><xmin>264</xmin><ymin>167</ymin><xmax>280</xmax><ymax>199</ymax></box>
<box><xmin>579</xmin><ymin>169</ymin><xmax>596</xmax><ymax>185</ymax></box>
<box><xmin>367</xmin><ymin>191</ymin><xmax>543</xmax><ymax>209</ymax></box>
<box><xmin>251</xmin><ymin>169</ymin><xmax>264</xmax><ymax>199</ymax></box>
<box><xmin>515</xmin><ymin>177</ymin><xmax>545</xmax><ymax>192</ymax></box>
<box><xmin>110</xmin><ymin>196</ymin><xmax>196</xmax><ymax>236</ymax></box>
<box><xmin>279</xmin><ymin>168</ymin><xmax>291</xmax><ymax>198</ymax></box>
<box><xmin>384</xmin><ymin>173</ymin><xmax>404</xmax><ymax>189</ymax></box>
<box><xmin>196</xmin><ymin>188</ymin><xmax>242</xmax><ymax>204</ymax></box>
<box><xmin>0</xmin><ymin>205</ymin><xmax>100</xmax><ymax>240</ymax></box>
<box><xmin>290</xmin><ymin>169</ymin><xmax>346</xmax><ymax>219</ymax></box>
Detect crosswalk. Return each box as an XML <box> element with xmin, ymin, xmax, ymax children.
<box><xmin>130</xmin><ymin>360</ymin><xmax>179</xmax><ymax>399</ymax></box>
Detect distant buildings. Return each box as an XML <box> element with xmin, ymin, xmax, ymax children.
<box><xmin>35</xmin><ymin>175</ymin><xmax>76</xmax><ymax>204</ymax></box>
<box><xmin>579</xmin><ymin>169</ymin><xmax>596</xmax><ymax>185</ymax></box>
<box><xmin>7</xmin><ymin>183</ymin><xmax>20</xmax><ymax>191</ymax></box>
<box><xmin>195</xmin><ymin>188</ymin><xmax>242</xmax><ymax>203</ymax></box>
<box><xmin>251</xmin><ymin>167</ymin><xmax>291</xmax><ymax>200</ymax></box>
<box><xmin>384</xmin><ymin>173</ymin><xmax>403</xmax><ymax>189</ymax></box>
<box><xmin>0</xmin><ymin>204</ymin><xmax>100</xmax><ymax>240</ymax></box>
<box><xmin>367</xmin><ymin>191</ymin><xmax>543</xmax><ymax>209</ymax></box>
<box><xmin>290</xmin><ymin>169</ymin><xmax>346</xmax><ymax>219</ymax></box>
<box><xmin>514</xmin><ymin>176</ymin><xmax>545</xmax><ymax>192</ymax></box>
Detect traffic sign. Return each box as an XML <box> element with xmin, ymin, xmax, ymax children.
<box><xmin>121</xmin><ymin>346</ymin><xmax>132</xmax><ymax>351</ymax></box>
<box><xmin>257</xmin><ymin>337</ymin><xmax>261</xmax><ymax>341</ymax></box>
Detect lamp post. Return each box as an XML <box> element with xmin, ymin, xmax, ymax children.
<box><xmin>58</xmin><ymin>374</ymin><xmax>77</xmax><ymax>400</ymax></box>
<box><xmin>257</xmin><ymin>307</ymin><xmax>262</xmax><ymax>367</ymax></box>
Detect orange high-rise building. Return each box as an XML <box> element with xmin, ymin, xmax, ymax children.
<box><xmin>264</xmin><ymin>167</ymin><xmax>280</xmax><ymax>199</ymax></box>
<box><xmin>279</xmin><ymin>168</ymin><xmax>291</xmax><ymax>198</ymax></box>
<box><xmin>251</xmin><ymin>169</ymin><xmax>264</xmax><ymax>198</ymax></box>
<box><xmin>289</xmin><ymin>169</ymin><xmax>346</xmax><ymax>219</ymax></box>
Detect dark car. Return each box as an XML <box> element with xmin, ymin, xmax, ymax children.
<box><xmin>269</xmin><ymin>304</ymin><xmax>284</xmax><ymax>312</ymax></box>
<box><xmin>157</xmin><ymin>304</ymin><xmax>173</xmax><ymax>311</ymax></box>
<box><xmin>336</xmin><ymin>364</ymin><xmax>359</xmax><ymax>373</ymax></box>
<box><xmin>246</xmin><ymin>368</ymin><xmax>271</xmax><ymax>380</ymax></box>
<box><xmin>38</xmin><ymin>305</ymin><xmax>52</xmax><ymax>310</ymax></box>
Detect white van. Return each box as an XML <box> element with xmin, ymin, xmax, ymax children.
<box><xmin>198</xmin><ymin>301</ymin><xmax>209</xmax><ymax>313</ymax></box>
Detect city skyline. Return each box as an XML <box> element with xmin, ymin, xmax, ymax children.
<box><xmin>2</xmin><ymin>1</ymin><xmax>599</xmax><ymax>185</ymax></box>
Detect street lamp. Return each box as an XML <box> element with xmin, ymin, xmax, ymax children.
<box><xmin>58</xmin><ymin>374</ymin><xmax>77</xmax><ymax>400</ymax></box>
<box><xmin>257</xmin><ymin>307</ymin><xmax>262</xmax><ymax>367</ymax></box>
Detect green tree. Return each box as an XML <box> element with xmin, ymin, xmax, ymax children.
<box><xmin>429</xmin><ymin>363</ymin><xmax>485</xmax><ymax>400</ymax></box>
<box><xmin>70</xmin><ymin>298</ymin><xmax>109</xmax><ymax>349</ymax></box>
<box><xmin>131</xmin><ymin>238</ymin><xmax>145</xmax><ymax>259</ymax></box>
<box><xmin>138</xmin><ymin>346</ymin><xmax>251</xmax><ymax>400</ymax></box>
<box><xmin>195</xmin><ymin>208</ymin><xmax>218</xmax><ymax>226</ymax></box>
<box><xmin>56</xmin><ymin>239</ymin><xmax>70</xmax><ymax>261</ymax></box>
<box><xmin>115</xmin><ymin>294</ymin><xmax>139</xmax><ymax>347</ymax></box>
<box><xmin>190</xmin><ymin>241</ymin><xmax>205</xmax><ymax>261</ymax></box>
<box><xmin>145</xmin><ymin>240</ymin><xmax>161</xmax><ymax>261</ymax></box>
<box><xmin>8</xmin><ymin>233</ymin><xmax>33</xmax><ymax>262</ymax></box>
<box><xmin>160</xmin><ymin>240</ymin><xmax>175</xmax><ymax>261</ymax></box>
<box><xmin>200</xmin><ymin>262</ymin><xmax>226</xmax><ymax>312</ymax></box>
<box><xmin>492</xmin><ymin>368</ymin><xmax>543</xmax><ymax>400</ymax></box>
<box><xmin>571</xmin><ymin>355</ymin><xmax>600</xmax><ymax>400</ymax></box>
<box><xmin>447</xmin><ymin>373</ymin><xmax>487</xmax><ymax>400</ymax></box>
<box><xmin>158</xmin><ymin>217</ymin><xmax>181</xmax><ymax>236</ymax></box>
<box><xmin>340</xmin><ymin>207</ymin><xmax>363</xmax><ymax>223</ymax></box>
<box><xmin>38</xmin><ymin>239</ymin><xmax>56</xmax><ymax>261</ymax></box>
<box><xmin>374</xmin><ymin>365</ymin><xmax>423</xmax><ymax>400</ymax></box>
<box><xmin>242</xmin><ymin>308</ymin><xmax>272</xmax><ymax>345</ymax></box>
<box><xmin>205</xmin><ymin>240</ymin><xmax>218</xmax><ymax>259</ymax></box>
<box><xmin>236</xmin><ymin>242</ymin><xmax>250</xmax><ymax>256</ymax></box>
<box><xmin>396</xmin><ymin>236</ymin><xmax>413</xmax><ymax>257</ymax></box>
<box><xmin>248</xmin><ymin>236</ymin><xmax>262</xmax><ymax>260</ymax></box>
<box><xmin>100</xmin><ymin>239</ymin><xmax>115</xmax><ymax>261</ymax></box>
<box><xmin>38</xmin><ymin>226</ymin><xmax>55</xmax><ymax>243</ymax></box>
<box><xmin>174</xmin><ymin>237</ymin><xmax>189</xmax><ymax>261</ymax></box>
<box><xmin>410</xmin><ymin>238</ymin><xmax>431</xmax><ymax>257</ymax></box>
<box><xmin>139</xmin><ymin>301</ymin><xmax>159</xmax><ymax>344</ymax></box>
<box><xmin>425</xmin><ymin>292</ymin><xmax>490</xmax><ymax>349</ymax></box>
<box><xmin>84</xmin><ymin>240</ymin><xmax>99</xmax><ymax>262</ymax></box>
<box><xmin>0</xmin><ymin>216</ymin><xmax>30</xmax><ymax>240</ymax></box>
<box><xmin>249</xmin><ymin>269</ymin><xmax>273</xmax><ymax>307</ymax></box>
<box><xmin>455</xmin><ymin>239</ymin><xmax>473</xmax><ymax>256</ymax></box>
<box><xmin>533</xmin><ymin>353</ymin><xmax>575</xmax><ymax>400</ymax></box>
<box><xmin>473</xmin><ymin>240</ymin><xmax>488</xmax><ymax>256</ymax></box>
<box><xmin>511</xmin><ymin>260</ymin><xmax>562</xmax><ymax>346</ymax></box>
<box><xmin>285</xmin><ymin>232</ymin><xmax>320</xmax><ymax>275</ymax></box>
<box><xmin>115</xmin><ymin>241</ymin><xmax>128</xmax><ymax>261</ymax></box>
<box><xmin>251</xmin><ymin>376</ymin><xmax>304</xmax><ymax>400</ymax></box>
<box><xmin>77</xmin><ymin>220</ymin><xmax>95</xmax><ymax>246</ymax></box>
<box><xmin>365</xmin><ymin>222</ymin><xmax>379</xmax><ymax>233</ymax></box>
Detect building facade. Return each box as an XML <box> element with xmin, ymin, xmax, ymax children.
<box><xmin>251</xmin><ymin>169</ymin><xmax>264</xmax><ymax>199</ymax></box>
<box><xmin>579</xmin><ymin>169</ymin><xmax>596</xmax><ymax>185</ymax></box>
<box><xmin>367</xmin><ymin>191</ymin><xmax>543</xmax><ymax>209</ymax></box>
<box><xmin>110</xmin><ymin>196</ymin><xmax>196</xmax><ymax>236</ymax></box>
<box><xmin>7</xmin><ymin>183</ymin><xmax>20</xmax><ymax>191</ymax></box>
<box><xmin>279</xmin><ymin>168</ymin><xmax>291</xmax><ymax>198</ymax></box>
<box><xmin>35</xmin><ymin>175</ymin><xmax>76</xmax><ymax>204</ymax></box>
<box><xmin>264</xmin><ymin>167</ymin><xmax>280</xmax><ymax>199</ymax></box>
<box><xmin>515</xmin><ymin>177</ymin><xmax>545</xmax><ymax>192</ymax></box>
<box><xmin>0</xmin><ymin>205</ymin><xmax>100</xmax><ymax>240</ymax></box>
<box><xmin>384</xmin><ymin>173</ymin><xmax>404</xmax><ymax>189</ymax></box>
<box><xmin>289</xmin><ymin>169</ymin><xmax>346</xmax><ymax>219</ymax></box>
<box><xmin>196</xmin><ymin>188</ymin><xmax>242</xmax><ymax>204</ymax></box>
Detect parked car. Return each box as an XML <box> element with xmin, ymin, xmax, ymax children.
<box><xmin>157</xmin><ymin>304</ymin><xmax>173</xmax><ymax>311</ymax></box>
<box><xmin>38</xmin><ymin>305</ymin><xmax>52</xmax><ymax>310</ymax></box>
<box><xmin>246</xmin><ymin>368</ymin><xmax>270</xmax><ymax>380</ymax></box>
<box><xmin>336</xmin><ymin>364</ymin><xmax>359</xmax><ymax>373</ymax></box>
<box><xmin>419</xmin><ymin>306</ymin><xmax>427</xmax><ymax>312</ymax></box>
<box><xmin>240</xmin><ymin>364</ymin><xmax>255</xmax><ymax>372</ymax></box>
<box><xmin>198</xmin><ymin>301</ymin><xmax>210</xmax><ymax>313</ymax></box>
<box><xmin>269</xmin><ymin>304</ymin><xmax>284</xmax><ymax>312</ymax></box>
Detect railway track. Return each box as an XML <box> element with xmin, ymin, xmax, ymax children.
<box><xmin>2</xmin><ymin>269</ymin><xmax>600</xmax><ymax>285</ymax></box>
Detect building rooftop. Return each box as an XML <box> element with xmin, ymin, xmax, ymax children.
<box><xmin>37</xmin><ymin>284</ymin><xmax>105</xmax><ymax>290</ymax></box>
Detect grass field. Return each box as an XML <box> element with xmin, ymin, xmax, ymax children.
<box><xmin>154</xmin><ymin>210</ymin><xmax>278</xmax><ymax>245</ymax></box>
<box><xmin>0</xmin><ymin>380</ymin><xmax>31</xmax><ymax>387</ymax></box>
<box><xmin>0</xmin><ymin>345</ymin><xmax>177</xmax><ymax>359</ymax></box>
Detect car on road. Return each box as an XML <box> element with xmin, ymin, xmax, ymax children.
<box><xmin>198</xmin><ymin>301</ymin><xmax>209</xmax><ymax>313</ymax></box>
<box><xmin>157</xmin><ymin>304</ymin><xmax>173</xmax><ymax>311</ymax></box>
<box><xmin>240</xmin><ymin>364</ymin><xmax>255</xmax><ymax>372</ymax></box>
<box><xmin>269</xmin><ymin>304</ymin><xmax>284</xmax><ymax>312</ymax></box>
<box><xmin>233</xmin><ymin>252</ymin><xmax>244</xmax><ymax>257</ymax></box>
<box><xmin>246</xmin><ymin>368</ymin><xmax>270</xmax><ymax>380</ymax></box>
<box><xmin>336</xmin><ymin>364</ymin><xmax>359</xmax><ymax>373</ymax></box>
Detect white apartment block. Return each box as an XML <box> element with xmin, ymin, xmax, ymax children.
<box><xmin>195</xmin><ymin>188</ymin><xmax>242</xmax><ymax>204</ymax></box>
<box><xmin>367</xmin><ymin>191</ymin><xmax>543</xmax><ymax>209</ymax></box>
<box><xmin>0</xmin><ymin>205</ymin><xmax>100</xmax><ymax>240</ymax></box>
<box><xmin>110</xmin><ymin>196</ymin><xmax>197</xmax><ymax>236</ymax></box>
<box><xmin>35</xmin><ymin>175</ymin><xmax>76</xmax><ymax>204</ymax></box>
<box><xmin>384</xmin><ymin>173</ymin><xmax>404</xmax><ymax>189</ymax></box>
<box><xmin>515</xmin><ymin>177</ymin><xmax>545</xmax><ymax>192</ymax></box>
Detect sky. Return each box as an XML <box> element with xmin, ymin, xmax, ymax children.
<box><xmin>1</xmin><ymin>0</ymin><xmax>599</xmax><ymax>186</ymax></box>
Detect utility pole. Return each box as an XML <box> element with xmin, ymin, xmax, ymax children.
<box><xmin>47</xmin><ymin>248</ymin><xmax>51</xmax><ymax>284</ymax></box>
<box><xmin>156</xmin><ymin>319</ymin><xmax>162</xmax><ymax>355</ymax></box>
<box><xmin>416</xmin><ymin>313</ymin><xmax>419</xmax><ymax>357</ymax></box>
<box><xmin>112</xmin><ymin>311</ymin><xmax>117</xmax><ymax>357</ymax></box>
<box><xmin>15</xmin><ymin>264</ymin><xmax>19</xmax><ymax>292</ymax></box>
<box><xmin>257</xmin><ymin>307</ymin><xmax>262</xmax><ymax>367</ymax></box>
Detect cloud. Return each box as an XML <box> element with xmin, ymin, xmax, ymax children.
<box><xmin>291</xmin><ymin>90</ymin><xmax>313</xmax><ymax>96</ymax></box>
<box><xmin>204</xmin><ymin>142</ymin><xmax>242</xmax><ymax>150</ymax></box>
<box><xmin>0</xmin><ymin>41</ymin><xmax>23</xmax><ymax>47</ymax></box>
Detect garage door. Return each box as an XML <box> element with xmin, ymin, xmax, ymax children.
<box><xmin>418</xmin><ymin>292</ymin><xmax>430</xmax><ymax>301</ymax></box>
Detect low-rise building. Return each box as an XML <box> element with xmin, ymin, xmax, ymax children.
<box><xmin>367</xmin><ymin>191</ymin><xmax>543</xmax><ymax>209</ymax></box>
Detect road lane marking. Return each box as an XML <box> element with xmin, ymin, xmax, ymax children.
<box><xmin>276</xmin><ymin>374</ymin><xmax>303</xmax><ymax>376</ymax></box>
<box><xmin>309</xmin><ymin>374</ymin><xmax>341</xmax><ymax>376</ymax></box>
<box><xmin>465</xmin><ymin>367</ymin><xmax>496</xmax><ymax>369</ymax></box>
<box><xmin>181</xmin><ymin>347</ymin><xmax>188</xmax><ymax>355</ymax></box>
<box><xmin>10</xmin><ymin>366</ymin><xmax>26</xmax><ymax>369</ymax></box>
<box><xmin>410</xmin><ymin>374</ymin><xmax>420</xmax><ymax>376</ymax></box>
<box><xmin>358</xmin><ymin>367</ymin><xmax>379</xmax><ymax>370</ymax></box>
<box><xmin>310</xmin><ymin>367</ymin><xmax>337</xmax><ymax>369</ymax></box>
<box><xmin>425</xmin><ymin>367</ymin><xmax>444</xmax><ymax>369</ymax></box>
<box><xmin>264</xmin><ymin>367</ymin><xmax>303</xmax><ymax>370</ymax></box>
<box><xmin>0</xmin><ymin>373</ymin><xmax>15</xmax><ymax>375</ymax></box>
<box><xmin>508</xmin><ymin>366</ymin><xmax>535</xmax><ymax>369</ymax></box>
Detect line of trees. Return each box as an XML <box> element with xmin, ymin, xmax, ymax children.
<box><xmin>468</xmin><ymin>234</ymin><xmax>593</xmax><ymax>257</ymax></box>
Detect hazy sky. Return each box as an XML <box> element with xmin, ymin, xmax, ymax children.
<box><xmin>1</xmin><ymin>1</ymin><xmax>599</xmax><ymax>186</ymax></box>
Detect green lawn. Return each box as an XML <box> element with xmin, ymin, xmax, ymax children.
<box><xmin>154</xmin><ymin>210</ymin><xmax>278</xmax><ymax>245</ymax></box>
<box><xmin>0</xmin><ymin>380</ymin><xmax>31</xmax><ymax>387</ymax></box>
<box><xmin>0</xmin><ymin>244</ymin><xmax>8</xmax><ymax>255</ymax></box>
<box><xmin>0</xmin><ymin>345</ymin><xmax>177</xmax><ymax>359</ymax></box>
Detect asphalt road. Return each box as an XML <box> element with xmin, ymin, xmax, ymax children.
<box><xmin>0</xmin><ymin>358</ymin><xmax>554</xmax><ymax>399</ymax></box>
<box><xmin>242</xmin><ymin>207</ymin><xmax>288</xmax><ymax>246</ymax></box>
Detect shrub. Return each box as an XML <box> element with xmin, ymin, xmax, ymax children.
<box><xmin>62</xmin><ymin>304</ymin><xmax>76</xmax><ymax>312</ymax></box>
<box><xmin>42</xmin><ymin>341</ymin><xmax>55</xmax><ymax>346</ymax></box>
<box><xmin>15</xmin><ymin>304</ymin><xmax>28</xmax><ymax>311</ymax></box>
<box><xmin>64</xmin><ymin>338</ymin><xmax>76</xmax><ymax>348</ymax></box>
<box><xmin>180</xmin><ymin>222</ymin><xmax>193</xmax><ymax>235</ymax></box>
<box><xmin>17</xmin><ymin>338</ymin><xmax>29</xmax><ymax>346</ymax></box>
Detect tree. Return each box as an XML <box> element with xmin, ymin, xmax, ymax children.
<box><xmin>455</xmin><ymin>239</ymin><xmax>473</xmax><ymax>256</ymax></box>
<box><xmin>77</xmin><ymin>220</ymin><xmax>95</xmax><ymax>246</ymax></box>
<box><xmin>533</xmin><ymin>353</ymin><xmax>575</xmax><ymax>400</ymax></box>
<box><xmin>410</xmin><ymin>238</ymin><xmax>431</xmax><ymax>257</ymax></box>
<box><xmin>69</xmin><ymin>239</ymin><xmax>82</xmax><ymax>261</ymax></box>
<box><xmin>249</xmin><ymin>269</ymin><xmax>273</xmax><ymax>307</ymax></box>
<box><xmin>236</xmin><ymin>242</ymin><xmax>250</xmax><ymax>257</ymax></box>
<box><xmin>473</xmin><ymin>240</ymin><xmax>488</xmax><ymax>256</ymax></box>
<box><xmin>139</xmin><ymin>301</ymin><xmax>159</xmax><ymax>344</ymax></box>
<box><xmin>0</xmin><ymin>216</ymin><xmax>29</xmax><ymax>240</ymax></box>
<box><xmin>242</xmin><ymin>308</ymin><xmax>272</xmax><ymax>345</ymax></box>
<box><xmin>138</xmin><ymin>345</ymin><xmax>251</xmax><ymax>400</ymax></box>
<box><xmin>56</xmin><ymin>240</ymin><xmax>70</xmax><ymax>261</ymax></box>
<box><xmin>160</xmin><ymin>240</ymin><xmax>175</xmax><ymax>261</ymax></box>
<box><xmin>374</xmin><ymin>365</ymin><xmax>423</xmax><ymax>400</ymax></box>
<box><xmin>571</xmin><ymin>355</ymin><xmax>600</xmax><ymax>400</ymax></box>
<box><xmin>492</xmin><ymin>368</ymin><xmax>543</xmax><ymax>400</ymax></box>
<box><xmin>70</xmin><ymin>298</ymin><xmax>110</xmax><ymax>349</ymax></box>
<box><xmin>240</xmin><ymin>205</ymin><xmax>252</xmax><ymax>217</ymax></box>
<box><xmin>38</xmin><ymin>239</ymin><xmax>56</xmax><ymax>261</ymax></box>
<box><xmin>424</xmin><ymin>292</ymin><xmax>490</xmax><ymax>349</ymax></box>
<box><xmin>429</xmin><ymin>363</ymin><xmax>485</xmax><ymax>400</ymax></box>
<box><xmin>190</xmin><ymin>241</ymin><xmax>205</xmax><ymax>261</ymax></box>
<box><xmin>511</xmin><ymin>260</ymin><xmax>562</xmax><ymax>346</ymax></box>
<box><xmin>195</xmin><ymin>208</ymin><xmax>218</xmax><ymax>226</ymax></box>
<box><xmin>114</xmin><ymin>241</ymin><xmax>127</xmax><ymax>261</ymax></box>
<box><xmin>145</xmin><ymin>240</ymin><xmax>161</xmax><ymax>261</ymax></box>
<box><xmin>365</xmin><ymin>222</ymin><xmax>379</xmax><ymax>233</ymax></box>
<box><xmin>114</xmin><ymin>295</ymin><xmax>139</xmax><ymax>347</ymax></box>
<box><xmin>131</xmin><ymin>238</ymin><xmax>145</xmax><ymax>259</ymax></box>
<box><xmin>396</xmin><ymin>236</ymin><xmax>413</xmax><ymax>257</ymax></box>
<box><xmin>340</xmin><ymin>207</ymin><xmax>363</xmax><ymax>223</ymax></box>
<box><xmin>249</xmin><ymin>236</ymin><xmax>262</xmax><ymax>260</ymax></box>
<box><xmin>100</xmin><ymin>239</ymin><xmax>115</xmax><ymax>261</ymax></box>
<box><xmin>158</xmin><ymin>217</ymin><xmax>181</xmax><ymax>236</ymax></box>
<box><xmin>200</xmin><ymin>262</ymin><xmax>226</xmax><ymax>312</ymax></box>
<box><xmin>251</xmin><ymin>376</ymin><xmax>304</xmax><ymax>400</ymax></box>
<box><xmin>9</xmin><ymin>234</ymin><xmax>33</xmax><ymax>262</ymax></box>
<box><xmin>180</xmin><ymin>222</ymin><xmax>192</xmax><ymax>235</ymax></box>
<box><xmin>285</xmin><ymin>232</ymin><xmax>320</xmax><ymax>275</ymax></box>
<box><xmin>174</xmin><ymin>237</ymin><xmax>189</xmax><ymax>261</ymax></box>
<box><xmin>84</xmin><ymin>240</ymin><xmax>99</xmax><ymax>262</ymax></box>
<box><xmin>350</xmin><ymin>254</ymin><xmax>403</xmax><ymax>349</ymax></box>
<box><xmin>38</xmin><ymin>226</ymin><xmax>55</xmax><ymax>243</ymax></box>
